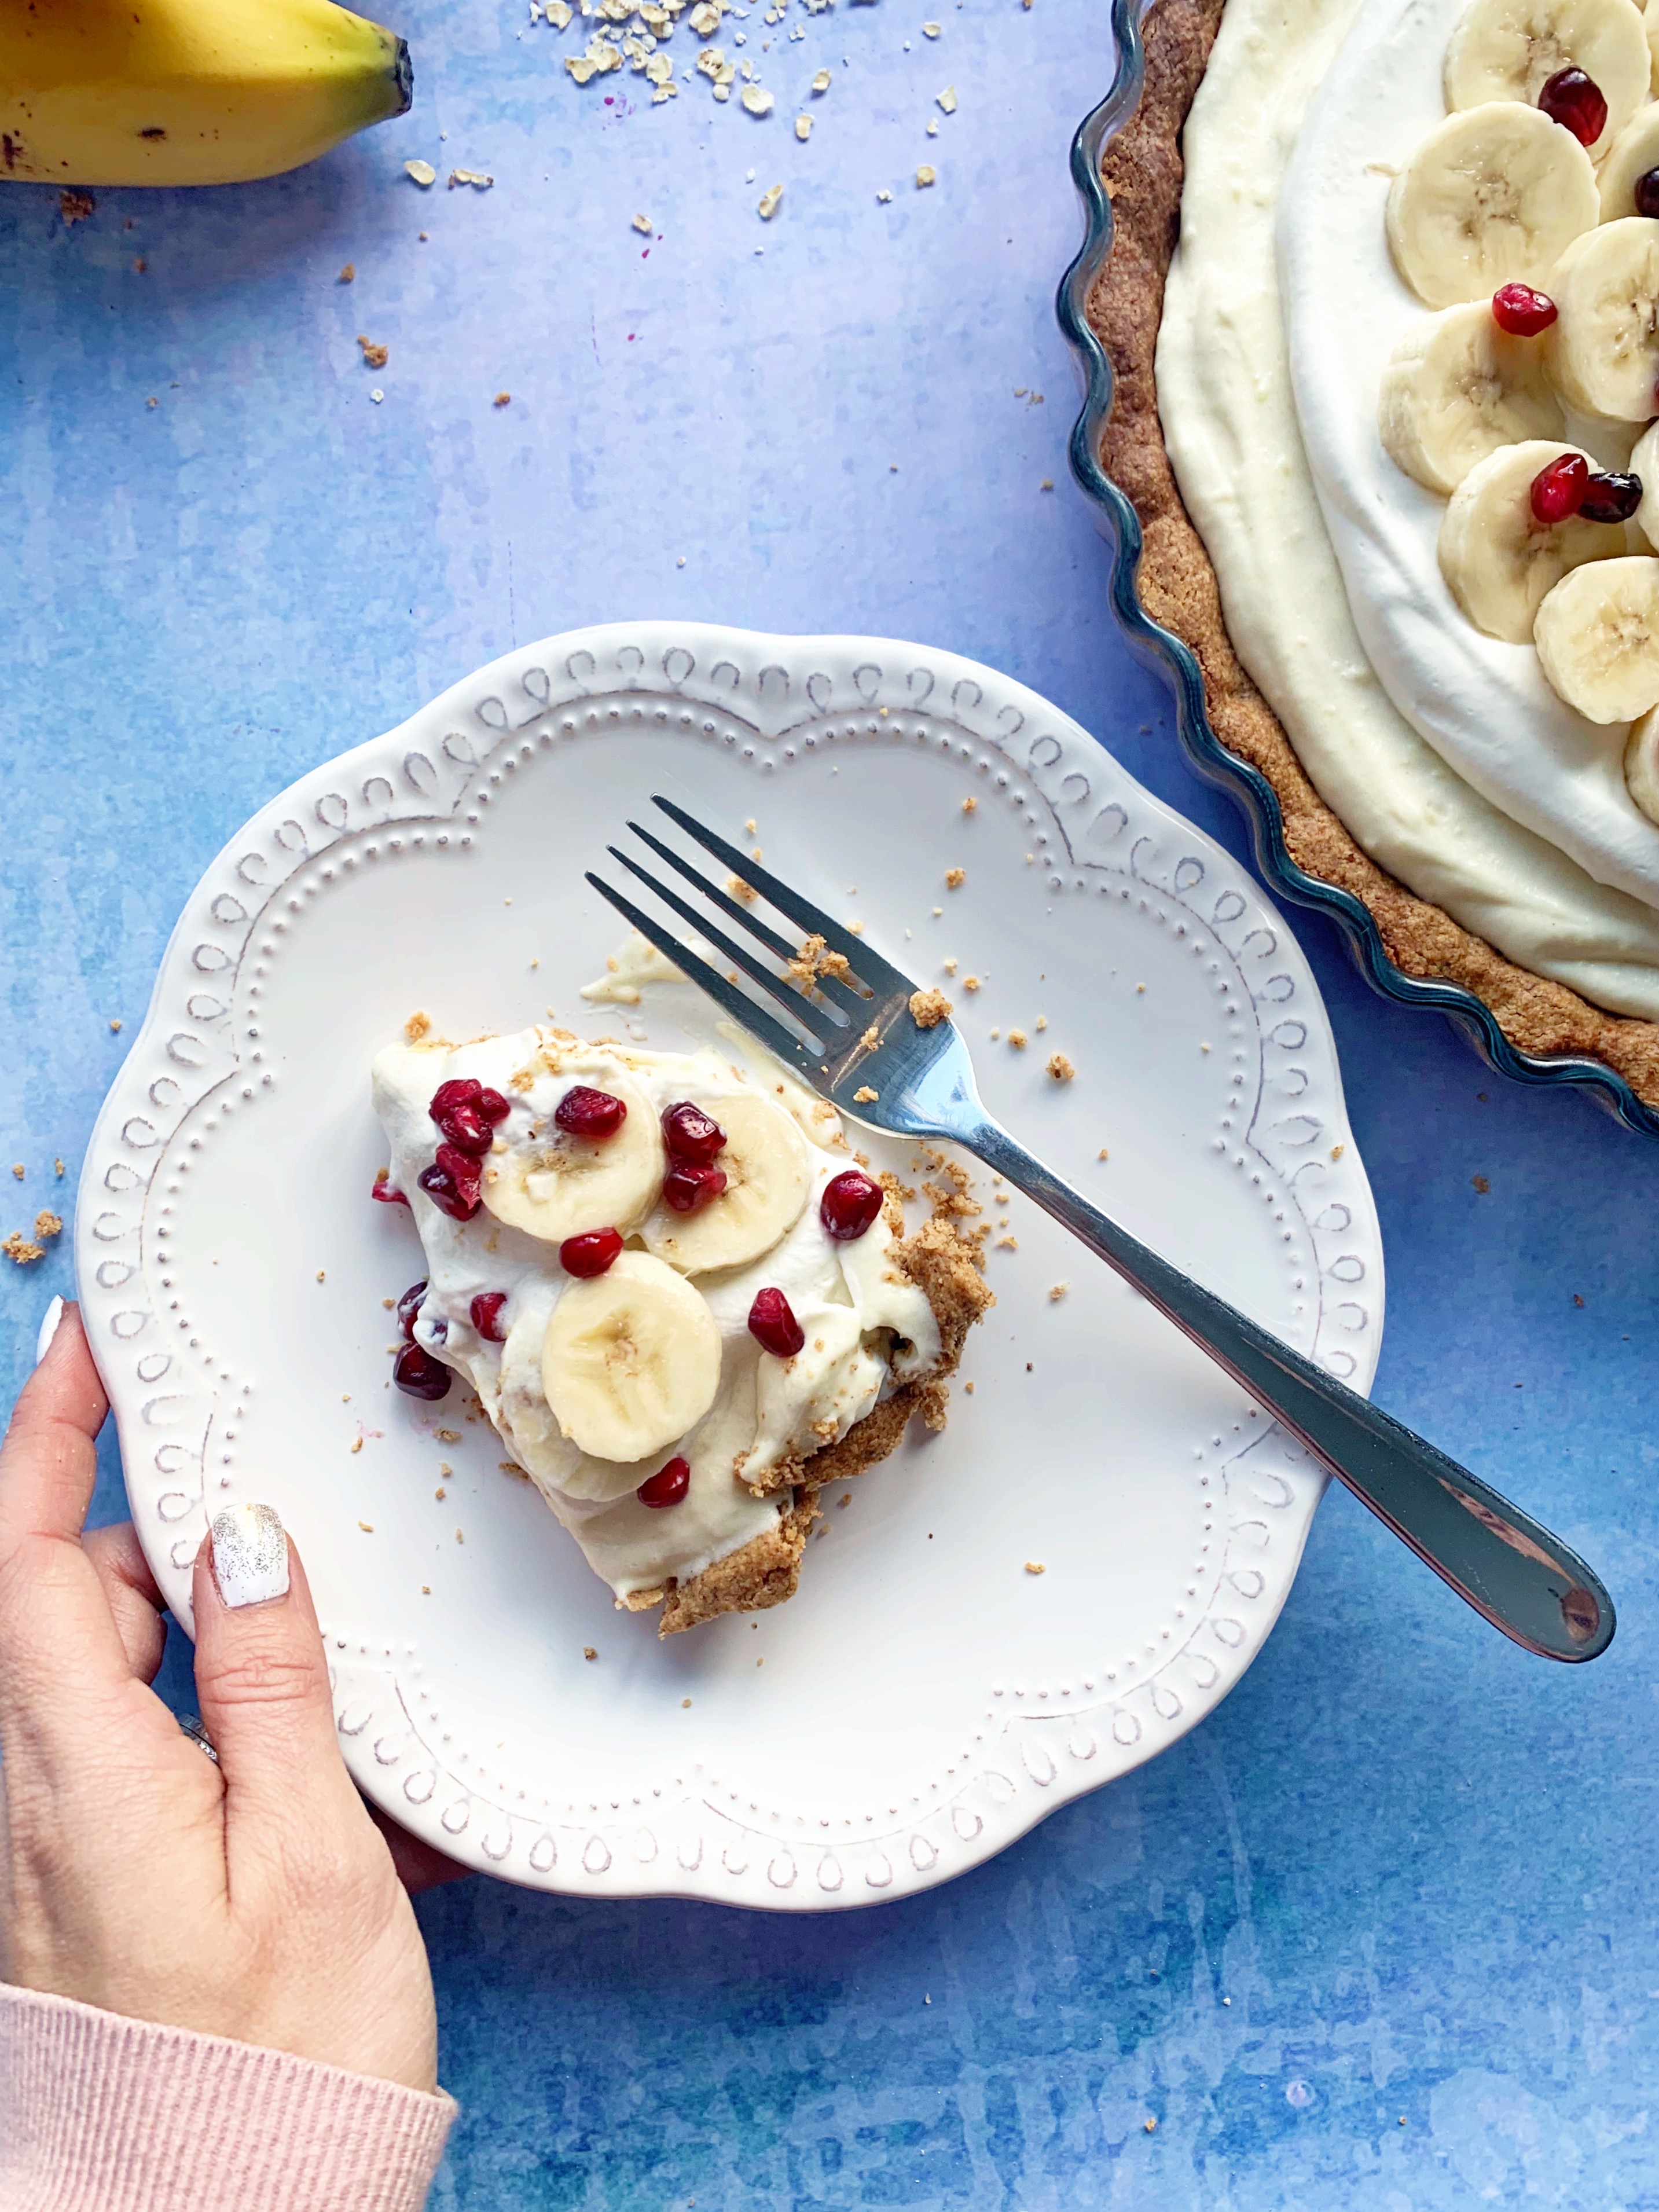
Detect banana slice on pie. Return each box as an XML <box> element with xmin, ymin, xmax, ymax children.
<box><xmin>1438</xmin><ymin>439</ymin><xmax>1626</xmax><ymax>640</ymax></box>
<box><xmin>641</xmin><ymin>1090</ymin><xmax>811</xmax><ymax>1274</ymax></box>
<box><xmin>1624</xmin><ymin>700</ymin><xmax>1659</xmax><ymax>819</ymax></box>
<box><xmin>1379</xmin><ymin>304</ymin><xmax>1566</xmax><ymax>495</ymax></box>
<box><xmin>1444</xmin><ymin>0</ymin><xmax>1650</xmax><ymax>162</ymax></box>
<box><xmin>481</xmin><ymin>1069</ymin><xmax>664</xmax><ymax>1243</ymax></box>
<box><xmin>1535</xmin><ymin>553</ymin><xmax>1659</xmax><ymax>718</ymax></box>
<box><xmin>541</xmin><ymin>1250</ymin><xmax>721</xmax><ymax>1462</ymax></box>
<box><xmin>1387</xmin><ymin>104</ymin><xmax>1598</xmax><ymax>309</ymax></box>
<box><xmin>1597</xmin><ymin>98</ymin><xmax>1659</xmax><ymax>217</ymax></box>
<box><xmin>1545</xmin><ymin>217</ymin><xmax>1659</xmax><ymax>419</ymax></box>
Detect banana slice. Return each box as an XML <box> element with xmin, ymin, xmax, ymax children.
<box><xmin>1632</xmin><ymin>416</ymin><xmax>1659</xmax><ymax>542</ymax></box>
<box><xmin>641</xmin><ymin>1088</ymin><xmax>811</xmax><ymax>1274</ymax></box>
<box><xmin>1439</xmin><ymin>439</ymin><xmax>1627</xmax><ymax>639</ymax></box>
<box><xmin>1544</xmin><ymin>217</ymin><xmax>1659</xmax><ymax>417</ymax></box>
<box><xmin>541</xmin><ymin>1251</ymin><xmax>721</xmax><ymax>1462</ymax></box>
<box><xmin>1598</xmin><ymin>98</ymin><xmax>1659</xmax><ymax>215</ymax></box>
<box><xmin>1387</xmin><ymin>105</ymin><xmax>1599</xmax><ymax>310</ymax></box>
<box><xmin>1379</xmin><ymin>304</ymin><xmax>1566</xmax><ymax>494</ymax></box>
<box><xmin>481</xmin><ymin>1068</ymin><xmax>664</xmax><ymax>1244</ymax></box>
<box><xmin>1534</xmin><ymin>552</ymin><xmax>1659</xmax><ymax>716</ymax></box>
<box><xmin>1625</xmin><ymin>702</ymin><xmax>1659</xmax><ymax>815</ymax></box>
<box><xmin>1444</xmin><ymin>0</ymin><xmax>1650</xmax><ymax>161</ymax></box>
<box><xmin>1648</xmin><ymin>0</ymin><xmax>1659</xmax><ymax>90</ymax></box>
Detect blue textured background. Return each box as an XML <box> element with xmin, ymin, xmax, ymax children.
<box><xmin>3</xmin><ymin>0</ymin><xmax>1657</xmax><ymax>2201</ymax></box>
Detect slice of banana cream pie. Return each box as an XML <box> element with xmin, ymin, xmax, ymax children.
<box><xmin>372</xmin><ymin>1024</ymin><xmax>991</xmax><ymax>1633</ymax></box>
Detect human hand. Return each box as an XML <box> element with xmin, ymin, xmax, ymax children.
<box><xmin>0</xmin><ymin>1303</ymin><xmax>441</xmax><ymax>2092</ymax></box>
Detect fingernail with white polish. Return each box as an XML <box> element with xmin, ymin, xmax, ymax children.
<box><xmin>210</xmin><ymin>1503</ymin><xmax>290</xmax><ymax>1609</ymax></box>
<box><xmin>34</xmin><ymin>1296</ymin><xmax>64</xmax><ymax>1368</ymax></box>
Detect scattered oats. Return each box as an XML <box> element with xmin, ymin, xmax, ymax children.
<box><xmin>439</xmin><ymin>1462</ymin><xmax>452</xmax><ymax>1476</ymax></box>
<box><xmin>923</xmin><ymin>17</ymin><xmax>941</xmax><ymax>30</ymax></box>
<box><xmin>1025</xmin><ymin>853</ymin><xmax>1034</xmax><ymax>864</ymax></box>
<box><xmin>60</xmin><ymin>189</ymin><xmax>95</xmax><ymax>224</ymax></box>
<box><xmin>927</xmin><ymin>118</ymin><xmax>939</xmax><ymax>135</ymax></box>
<box><xmin>422</xmin><ymin>1584</ymin><xmax>432</xmax><ymax>1594</ymax></box>
<box><xmin>435</xmin><ymin>1486</ymin><xmax>446</xmax><ymax>1500</ymax></box>
<box><xmin>1014</xmin><ymin>386</ymin><xmax>1027</xmax><ymax>396</ymax></box>
<box><xmin>963</xmin><ymin>974</ymin><xmax>981</xmax><ymax>992</ymax></box>
<box><xmin>9</xmin><ymin>1165</ymin><xmax>20</xmax><ymax>1181</ymax></box>
<box><xmin>682</xmin><ymin>1696</ymin><xmax>692</xmax><ymax>1707</ymax></box>
<box><xmin>1135</xmin><ymin>982</ymin><xmax>1145</xmax><ymax>993</ymax></box>
<box><xmin>383</xmin><ymin>1297</ymin><xmax>395</xmax><ymax>1309</ymax></box>
<box><xmin>632</xmin><ymin>211</ymin><xmax>654</xmax><ymax>233</ymax></box>
<box><xmin>757</xmin><ymin>180</ymin><xmax>784</xmax><ymax>217</ymax></box>
<box><xmin>848</xmin><ymin>920</ymin><xmax>863</xmax><ymax>934</ymax></box>
<box><xmin>942</xmin><ymin>958</ymin><xmax>958</xmax><ymax>976</ymax></box>
<box><xmin>351</xmin><ymin>1437</ymin><xmax>364</xmax><ymax>1455</ymax></box>
<box><xmin>861</xmin><ymin>1025</ymin><xmax>881</xmax><ymax>1051</ymax></box>
<box><xmin>435</xmin><ymin>1428</ymin><xmax>461</xmax><ymax>1443</ymax></box>
<box><xmin>1035</xmin><ymin>1015</ymin><xmax>1048</xmax><ymax>1031</ymax></box>
<box><xmin>146</xmin><ymin>394</ymin><xmax>158</xmax><ymax>409</ymax></box>
<box><xmin>1144</xmin><ymin>2119</ymin><xmax>1157</xmax><ymax>2134</ymax></box>
<box><xmin>909</xmin><ymin>988</ymin><xmax>951</xmax><ymax>1028</ymax></box>
<box><xmin>1025</xmin><ymin>1560</ymin><xmax>1045</xmax><ymax>1575</ymax></box>
<box><xmin>937</xmin><ymin>83</ymin><xmax>957</xmax><ymax>110</ymax></box>
<box><xmin>405</xmin><ymin>159</ymin><xmax>438</xmax><ymax>186</ymax></box>
<box><xmin>961</xmin><ymin>795</ymin><xmax>976</xmax><ymax>814</ymax></box>
<box><xmin>1098</xmin><ymin>1147</ymin><xmax>1109</xmax><ymax>1161</ymax></box>
<box><xmin>997</xmin><ymin>1235</ymin><xmax>1018</xmax><ymax>1249</ymax></box>
<box><xmin>370</xmin><ymin>388</ymin><xmax>384</xmax><ymax>403</ymax></box>
<box><xmin>109</xmin><ymin>1018</ymin><xmax>122</xmax><ymax>1032</ymax></box>
<box><xmin>1040</xmin><ymin>479</ymin><xmax>1054</xmax><ymax>491</ymax></box>
<box><xmin>315</xmin><ymin>1268</ymin><xmax>326</xmax><ymax>1282</ymax></box>
<box><xmin>812</xmin><ymin>65</ymin><xmax>831</xmax><ymax>88</ymax></box>
<box><xmin>945</xmin><ymin>867</ymin><xmax>965</xmax><ymax>889</ymax></box>
<box><xmin>877</xmin><ymin>187</ymin><xmax>893</xmax><ymax>202</ymax></box>
<box><xmin>1472</xmin><ymin>1174</ymin><xmax>1490</xmax><ymax>1194</ymax></box>
<box><xmin>358</xmin><ymin>1520</ymin><xmax>374</xmax><ymax>1532</ymax></box>
<box><xmin>584</xmin><ymin>1645</ymin><xmax>598</xmax><ymax>1659</ymax></box>
<box><xmin>449</xmin><ymin>167</ymin><xmax>494</xmax><ymax>189</ymax></box>
<box><xmin>1008</xmin><ymin>1029</ymin><xmax>1028</xmax><ymax>1050</ymax></box>
<box><xmin>54</xmin><ymin>1160</ymin><xmax>63</xmax><ymax>1178</ymax></box>
<box><xmin>742</xmin><ymin>83</ymin><xmax>775</xmax><ymax>114</ymax></box>
<box><xmin>548</xmin><ymin>0</ymin><xmax>573</xmax><ymax>20</ymax></box>
<box><xmin>1047</xmin><ymin>1053</ymin><xmax>1075</xmax><ymax>1083</ymax></box>
<box><xmin>456</xmin><ymin>1529</ymin><xmax>464</xmax><ymax>1543</ymax></box>
<box><xmin>916</xmin><ymin>164</ymin><xmax>936</xmax><ymax>186</ymax></box>
<box><xmin>2</xmin><ymin>1232</ymin><xmax>44</xmax><ymax>1265</ymax></box>
<box><xmin>990</xmin><ymin>1028</ymin><xmax>1000</xmax><ymax>1041</ymax></box>
<box><xmin>357</xmin><ymin>334</ymin><xmax>388</xmax><ymax>368</ymax></box>
<box><xmin>1330</xmin><ymin>1143</ymin><xmax>1345</xmax><ymax>1160</ymax></box>
<box><xmin>745</xmin><ymin>818</ymin><xmax>757</xmax><ymax>833</ymax></box>
<box><xmin>838</xmin><ymin>1492</ymin><xmax>851</xmax><ymax>1507</ymax></box>
<box><xmin>1048</xmin><ymin>1282</ymin><xmax>1069</xmax><ymax>1301</ymax></box>
<box><xmin>728</xmin><ymin>874</ymin><xmax>758</xmax><ymax>901</ymax></box>
<box><xmin>853</xmin><ymin>1085</ymin><xmax>879</xmax><ymax>1103</ymax></box>
<box><xmin>494</xmin><ymin>390</ymin><xmax>511</xmax><ymax>406</ymax></box>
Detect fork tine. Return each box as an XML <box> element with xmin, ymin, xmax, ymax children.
<box><xmin>607</xmin><ymin>848</ymin><xmax>856</xmax><ymax>1037</ymax></box>
<box><xmin>583</xmin><ymin>874</ymin><xmax>827</xmax><ymax>1077</ymax></box>
<box><xmin>649</xmin><ymin>795</ymin><xmax>917</xmax><ymax>1000</ymax></box>
<box><xmin>625</xmin><ymin>820</ymin><xmax>875</xmax><ymax>1021</ymax></box>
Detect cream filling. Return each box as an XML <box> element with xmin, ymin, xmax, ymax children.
<box><xmin>1280</xmin><ymin>0</ymin><xmax>1659</xmax><ymax>912</ymax></box>
<box><xmin>373</xmin><ymin>1030</ymin><xmax>941</xmax><ymax>1601</ymax></box>
<box><xmin>1157</xmin><ymin>0</ymin><xmax>1659</xmax><ymax>1019</ymax></box>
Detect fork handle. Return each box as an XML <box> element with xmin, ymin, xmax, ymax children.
<box><xmin>963</xmin><ymin>1117</ymin><xmax>1612</xmax><ymax>1662</ymax></box>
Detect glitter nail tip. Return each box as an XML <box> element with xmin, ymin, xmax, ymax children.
<box><xmin>210</xmin><ymin>1502</ymin><xmax>290</xmax><ymax>1609</ymax></box>
<box><xmin>34</xmin><ymin>1295</ymin><xmax>64</xmax><ymax>1367</ymax></box>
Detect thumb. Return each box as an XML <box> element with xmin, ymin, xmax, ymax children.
<box><xmin>192</xmin><ymin>1505</ymin><xmax>362</xmax><ymax>1864</ymax></box>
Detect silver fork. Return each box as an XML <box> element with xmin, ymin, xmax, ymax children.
<box><xmin>589</xmin><ymin>797</ymin><xmax>1614</xmax><ymax>1664</ymax></box>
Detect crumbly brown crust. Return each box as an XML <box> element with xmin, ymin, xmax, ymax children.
<box><xmin>1088</xmin><ymin>0</ymin><xmax>1659</xmax><ymax>1109</ymax></box>
<box><xmin>628</xmin><ymin>1179</ymin><xmax>994</xmax><ymax>1637</ymax></box>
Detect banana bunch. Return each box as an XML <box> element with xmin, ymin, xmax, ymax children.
<box><xmin>0</xmin><ymin>0</ymin><xmax>410</xmax><ymax>187</ymax></box>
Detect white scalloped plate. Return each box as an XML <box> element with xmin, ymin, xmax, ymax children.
<box><xmin>79</xmin><ymin>623</ymin><xmax>1381</xmax><ymax>1907</ymax></box>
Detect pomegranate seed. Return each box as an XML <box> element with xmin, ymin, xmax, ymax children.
<box><xmin>1539</xmin><ymin>66</ymin><xmax>1607</xmax><ymax>147</ymax></box>
<box><xmin>470</xmin><ymin>1290</ymin><xmax>509</xmax><ymax>1341</ymax></box>
<box><xmin>555</xmin><ymin>1085</ymin><xmax>628</xmax><ymax>1141</ymax></box>
<box><xmin>637</xmin><ymin>1455</ymin><xmax>691</xmax><ymax>1508</ymax></box>
<box><xmin>662</xmin><ymin>1160</ymin><xmax>728</xmax><ymax>1213</ymax></box>
<box><xmin>430</xmin><ymin>1077</ymin><xmax>479</xmax><ymax>1123</ymax></box>
<box><xmin>1491</xmin><ymin>283</ymin><xmax>1557</xmax><ymax>336</ymax></box>
<box><xmin>661</xmin><ymin>1101</ymin><xmax>727</xmax><ymax>1163</ymax></box>
<box><xmin>1637</xmin><ymin>168</ymin><xmax>1659</xmax><ymax>219</ymax></box>
<box><xmin>560</xmin><ymin>1227</ymin><xmax>624</xmax><ymax>1277</ymax></box>
<box><xmin>429</xmin><ymin>1077</ymin><xmax>511</xmax><ymax>1154</ymax></box>
<box><xmin>397</xmin><ymin>1280</ymin><xmax>428</xmax><ymax>1341</ymax></box>
<box><xmin>820</xmin><ymin>1168</ymin><xmax>883</xmax><ymax>1241</ymax></box>
<box><xmin>1579</xmin><ymin>470</ymin><xmax>1643</xmax><ymax>524</ymax></box>
<box><xmin>392</xmin><ymin>1342</ymin><xmax>451</xmax><ymax>1400</ymax></box>
<box><xmin>372</xmin><ymin>1173</ymin><xmax>410</xmax><ymax>1208</ymax></box>
<box><xmin>1530</xmin><ymin>453</ymin><xmax>1589</xmax><ymax>526</ymax></box>
<box><xmin>748</xmin><ymin>1286</ymin><xmax>806</xmax><ymax>1357</ymax></box>
<box><xmin>419</xmin><ymin>1142</ymin><xmax>483</xmax><ymax>1221</ymax></box>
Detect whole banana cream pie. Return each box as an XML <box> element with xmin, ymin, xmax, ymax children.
<box><xmin>372</xmin><ymin>1022</ymin><xmax>992</xmax><ymax>1634</ymax></box>
<box><xmin>1091</xmin><ymin>0</ymin><xmax>1659</xmax><ymax>1108</ymax></box>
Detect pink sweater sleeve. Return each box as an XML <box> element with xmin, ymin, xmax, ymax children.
<box><xmin>0</xmin><ymin>1983</ymin><xmax>456</xmax><ymax>2212</ymax></box>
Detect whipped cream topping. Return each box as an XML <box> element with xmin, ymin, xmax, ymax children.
<box><xmin>374</xmin><ymin>1029</ymin><xmax>940</xmax><ymax>1601</ymax></box>
<box><xmin>1280</xmin><ymin>0</ymin><xmax>1659</xmax><ymax>913</ymax></box>
<box><xmin>1157</xmin><ymin>0</ymin><xmax>1659</xmax><ymax>1017</ymax></box>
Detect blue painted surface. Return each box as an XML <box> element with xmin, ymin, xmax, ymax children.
<box><xmin>2</xmin><ymin>0</ymin><xmax>1657</xmax><ymax>2202</ymax></box>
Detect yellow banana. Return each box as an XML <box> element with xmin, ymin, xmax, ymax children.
<box><xmin>0</xmin><ymin>0</ymin><xmax>411</xmax><ymax>187</ymax></box>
